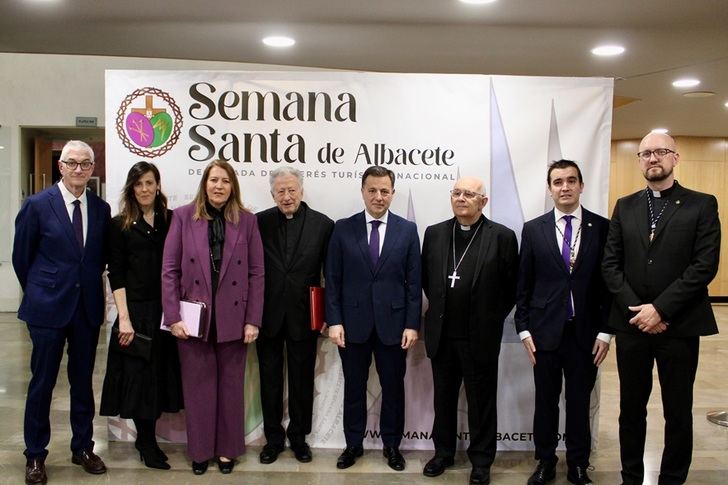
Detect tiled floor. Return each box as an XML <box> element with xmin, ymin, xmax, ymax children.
<box><xmin>1</xmin><ymin>308</ymin><xmax>726</xmax><ymax>484</ymax></box>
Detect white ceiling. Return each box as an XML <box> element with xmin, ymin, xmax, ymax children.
<box><xmin>2</xmin><ymin>0</ymin><xmax>728</xmax><ymax>139</ymax></box>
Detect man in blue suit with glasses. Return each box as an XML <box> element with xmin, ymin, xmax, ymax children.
<box><xmin>13</xmin><ymin>140</ymin><xmax>111</xmax><ymax>485</ymax></box>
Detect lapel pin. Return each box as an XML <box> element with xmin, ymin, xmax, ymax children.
<box><xmin>587</xmin><ymin>223</ymin><xmax>592</xmax><ymax>227</ymax></box>
<box><xmin>676</xmin><ymin>200</ymin><xmax>681</xmax><ymax>204</ymax></box>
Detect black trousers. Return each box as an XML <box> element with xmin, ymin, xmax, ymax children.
<box><xmin>24</xmin><ymin>303</ymin><xmax>100</xmax><ymax>459</ymax></box>
<box><xmin>532</xmin><ymin>323</ymin><xmax>598</xmax><ymax>468</ymax></box>
<box><xmin>338</xmin><ymin>330</ymin><xmax>407</xmax><ymax>448</ymax></box>
<box><xmin>256</xmin><ymin>321</ymin><xmax>318</xmax><ymax>446</ymax></box>
<box><xmin>615</xmin><ymin>332</ymin><xmax>699</xmax><ymax>485</ymax></box>
<box><xmin>430</xmin><ymin>338</ymin><xmax>499</xmax><ymax>468</ymax></box>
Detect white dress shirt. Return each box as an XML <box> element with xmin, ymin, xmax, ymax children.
<box><xmin>365</xmin><ymin>210</ymin><xmax>388</xmax><ymax>256</ymax></box>
<box><xmin>58</xmin><ymin>180</ymin><xmax>88</xmax><ymax>245</ymax></box>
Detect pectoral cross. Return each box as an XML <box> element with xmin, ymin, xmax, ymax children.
<box><xmin>448</xmin><ymin>270</ymin><xmax>460</xmax><ymax>288</ymax></box>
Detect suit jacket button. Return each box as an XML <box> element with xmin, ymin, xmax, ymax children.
<box><xmin>648</xmin><ymin>259</ymin><xmax>653</xmax><ymax>264</ymax></box>
<box><xmin>232</xmin><ymin>281</ymin><xmax>237</xmax><ymax>286</ymax></box>
<box><xmin>190</xmin><ymin>258</ymin><xmax>195</xmax><ymax>263</ymax></box>
<box><xmin>237</xmin><ymin>260</ymin><xmax>241</xmax><ymax>265</ymax></box>
<box><xmin>75</xmin><ymin>283</ymin><xmax>80</xmax><ymax>288</ymax></box>
<box><xmin>234</xmin><ymin>301</ymin><xmax>238</xmax><ymax>306</ymax></box>
<box><xmin>195</xmin><ymin>279</ymin><xmax>200</xmax><ymax>285</ymax></box>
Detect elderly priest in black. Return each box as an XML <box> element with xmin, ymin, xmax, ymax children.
<box><xmin>256</xmin><ymin>167</ymin><xmax>334</xmax><ymax>464</ymax></box>
<box><xmin>421</xmin><ymin>176</ymin><xmax>519</xmax><ymax>485</ymax></box>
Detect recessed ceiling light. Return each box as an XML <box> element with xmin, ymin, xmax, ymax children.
<box><xmin>459</xmin><ymin>0</ymin><xmax>497</xmax><ymax>4</ymax></box>
<box><xmin>0</xmin><ymin>145</ymin><xmax>5</xmax><ymax>150</ymax></box>
<box><xmin>591</xmin><ymin>45</ymin><xmax>625</xmax><ymax>57</ymax></box>
<box><xmin>262</xmin><ymin>36</ymin><xmax>295</xmax><ymax>48</ymax></box>
<box><xmin>672</xmin><ymin>78</ymin><xmax>700</xmax><ymax>88</ymax></box>
<box><xmin>724</xmin><ymin>101</ymin><xmax>728</xmax><ymax>108</ymax></box>
<box><xmin>650</xmin><ymin>128</ymin><xmax>669</xmax><ymax>134</ymax></box>
<box><xmin>682</xmin><ymin>91</ymin><xmax>715</xmax><ymax>98</ymax></box>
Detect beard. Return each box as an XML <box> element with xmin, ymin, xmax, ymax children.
<box><xmin>643</xmin><ymin>165</ymin><xmax>673</xmax><ymax>182</ymax></box>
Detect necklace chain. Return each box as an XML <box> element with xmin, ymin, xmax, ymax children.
<box><xmin>646</xmin><ymin>188</ymin><xmax>669</xmax><ymax>242</ymax></box>
<box><xmin>448</xmin><ymin>220</ymin><xmax>483</xmax><ymax>287</ymax></box>
<box><xmin>555</xmin><ymin>216</ymin><xmax>582</xmax><ymax>273</ymax></box>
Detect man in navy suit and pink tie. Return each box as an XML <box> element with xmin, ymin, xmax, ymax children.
<box><xmin>325</xmin><ymin>166</ymin><xmax>422</xmax><ymax>471</ymax></box>
<box><xmin>13</xmin><ymin>140</ymin><xmax>111</xmax><ymax>485</ymax></box>
<box><xmin>515</xmin><ymin>160</ymin><xmax>611</xmax><ymax>485</ymax></box>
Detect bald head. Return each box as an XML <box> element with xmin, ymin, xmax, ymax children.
<box><xmin>639</xmin><ymin>132</ymin><xmax>676</xmax><ymax>153</ymax></box>
<box><xmin>637</xmin><ymin>132</ymin><xmax>679</xmax><ymax>190</ymax></box>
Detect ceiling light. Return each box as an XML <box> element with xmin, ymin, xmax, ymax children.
<box><xmin>0</xmin><ymin>145</ymin><xmax>5</xmax><ymax>150</ymax></box>
<box><xmin>672</xmin><ymin>78</ymin><xmax>700</xmax><ymax>88</ymax></box>
<box><xmin>262</xmin><ymin>36</ymin><xmax>295</xmax><ymax>48</ymax></box>
<box><xmin>459</xmin><ymin>0</ymin><xmax>497</xmax><ymax>4</ymax></box>
<box><xmin>591</xmin><ymin>45</ymin><xmax>625</xmax><ymax>57</ymax></box>
<box><xmin>650</xmin><ymin>128</ymin><xmax>669</xmax><ymax>134</ymax></box>
<box><xmin>724</xmin><ymin>101</ymin><xmax>728</xmax><ymax>108</ymax></box>
<box><xmin>683</xmin><ymin>91</ymin><xmax>714</xmax><ymax>98</ymax></box>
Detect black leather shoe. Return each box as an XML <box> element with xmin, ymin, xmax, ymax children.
<box><xmin>290</xmin><ymin>442</ymin><xmax>313</xmax><ymax>463</ymax></box>
<box><xmin>192</xmin><ymin>460</ymin><xmax>208</xmax><ymax>475</ymax></box>
<box><xmin>469</xmin><ymin>466</ymin><xmax>491</xmax><ymax>485</ymax></box>
<box><xmin>383</xmin><ymin>446</ymin><xmax>405</xmax><ymax>471</ymax></box>
<box><xmin>528</xmin><ymin>458</ymin><xmax>557</xmax><ymax>484</ymax></box>
<box><xmin>423</xmin><ymin>455</ymin><xmax>454</xmax><ymax>477</ymax></box>
<box><xmin>336</xmin><ymin>445</ymin><xmax>364</xmax><ymax>469</ymax></box>
<box><xmin>259</xmin><ymin>443</ymin><xmax>285</xmax><ymax>464</ymax></box>
<box><xmin>567</xmin><ymin>466</ymin><xmax>593</xmax><ymax>484</ymax></box>
<box><xmin>71</xmin><ymin>449</ymin><xmax>107</xmax><ymax>474</ymax></box>
<box><xmin>218</xmin><ymin>458</ymin><xmax>235</xmax><ymax>474</ymax></box>
<box><xmin>25</xmin><ymin>457</ymin><xmax>47</xmax><ymax>485</ymax></box>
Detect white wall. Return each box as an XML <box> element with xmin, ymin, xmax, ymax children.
<box><xmin>0</xmin><ymin>53</ymin><xmax>310</xmax><ymax>311</ymax></box>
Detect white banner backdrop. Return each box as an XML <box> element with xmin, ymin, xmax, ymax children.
<box><xmin>105</xmin><ymin>70</ymin><xmax>613</xmax><ymax>451</ymax></box>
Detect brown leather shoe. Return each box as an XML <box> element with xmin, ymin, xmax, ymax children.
<box><xmin>71</xmin><ymin>449</ymin><xmax>107</xmax><ymax>474</ymax></box>
<box><xmin>25</xmin><ymin>457</ymin><xmax>47</xmax><ymax>485</ymax></box>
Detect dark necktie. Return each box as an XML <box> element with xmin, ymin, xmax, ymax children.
<box><xmin>561</xmin><ymin>215</ymin><xmax>573</xmax><ymax>318</ymax></box>
<box><xmin>369</xmin><ymin>220</ymin><xmax>382</xmax><ymax>266</ymax></box>
<box><xmin>72</xmin><ymin>199</ymin><xmax>84</xmax><ymax>249</ymax></box>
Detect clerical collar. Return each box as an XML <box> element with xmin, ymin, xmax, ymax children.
<box><xmin>649</xmin><ymin>181</ymin><xmax>677</xmax><ymax>198</ymax></box>
<box><xmin>456</xmin><ymin>215</ymin><xmax>484</xmax><ymax>232</ymax></box>
<box><xmin>279</xmin><ymin>202</ymin><xmax>305</xmax><ymax>221</ymax></box>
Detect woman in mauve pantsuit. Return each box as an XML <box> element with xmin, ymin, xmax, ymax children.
<box><xmin>161</xmin><ymin>159</ymin><xmax>264</xmax><ymax>475</ymax></box>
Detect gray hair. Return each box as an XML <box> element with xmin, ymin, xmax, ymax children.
<box><xmin>60</xmin><ymin>140</ymin><xmax>95</xmax><ymax>163</ymax></box>
<box><xmin>269</xmin><ymin>167</ymin><xmax>303</xmax><ymax>189</ymax></box>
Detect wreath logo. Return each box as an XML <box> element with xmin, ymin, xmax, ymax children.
<box><xmin>116</xmin><ymin>87</ymin><xmax>183</xmax><ymax>158</ymax></box>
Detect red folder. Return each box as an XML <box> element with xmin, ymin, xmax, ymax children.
<box><xmin>309</xmin><ymin>286</ymin><xmax>325</xmax><ymax>331</ymax></box>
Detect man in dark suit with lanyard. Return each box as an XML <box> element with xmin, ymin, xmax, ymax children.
<box><xmin>13</xmin><ymin>140</ymin><xmax>111</xmax><ymax>485</ymax></box>
<box><xmin>602</xmin><ymin>132</ymin><xmax>720</xmax><ymax>485</ymax></box>
<box><xmin>256</xmin><ymin>167</ymin><xmax>334</xmax><ymax>464</ymax></box>
<box><xmin>326</xmin><ymin>166</ymin><xmax>422</xmax><ymax>471</ymax></box>
<box><xmin>421</xmin><ymin>176</ymin><xmax>518</xmax><ymax>485</ymax></box>
<box><xmin>515</xmin><ymin>160</ymin><xmax>611</xmax><ymax>485</ymax></box>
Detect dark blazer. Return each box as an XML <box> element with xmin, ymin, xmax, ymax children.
<box><xmin>13</xmin><ymin>183</ymin><xmax>111</xmax><ymax>327</ymax></box>
<box><xmin>107</xmin><ymin>210</ymin><xmax>172</xmax><ymax>301</ymax></box>
<box><xmin>514</xmin><ymin>208</ymin><xmax>611</xmax><ymax>352</ymax></box>
<box><xmin>602</xmin><ymin>182</ymin><xmax>720</xmax><ymax>337</ymax></box>
<box><xmin>257</xmin><ymin>202</ymin><xmax>334</xmax><ymax>340</ymax></box>
<box><xmin>422</xmin><ymin>216</ymin><xmax>518</xmax><ymax>361</ymax></box>
<box><xmin>161</xmin><ymin>203</ymin><xmax>265</xmax><ymax>342</ymax></box>
<box><xmin>325</xmin><ymin>211</ymin><xmax>422</xmax><ymax>346</ymax></box>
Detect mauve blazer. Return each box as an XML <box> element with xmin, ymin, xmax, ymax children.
<box><xmin>161</xmin><ymin>203</ymin><xmax>265</xmax><ymax>343</ymax></box>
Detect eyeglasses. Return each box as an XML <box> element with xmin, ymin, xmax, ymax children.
<box><xmin>62</xmin><ymin>159</ymin><xmax>94</xmax><ymax>171</ymax></box>
<box><xmin>637</xmin><ymin>148</ymin><xmax>676</xmax><ymax>160</ymax></box>
<box><xmin>450</xmin><ymin>189</ymin><xmax>484</xmax><ymax>199</ymax></box>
